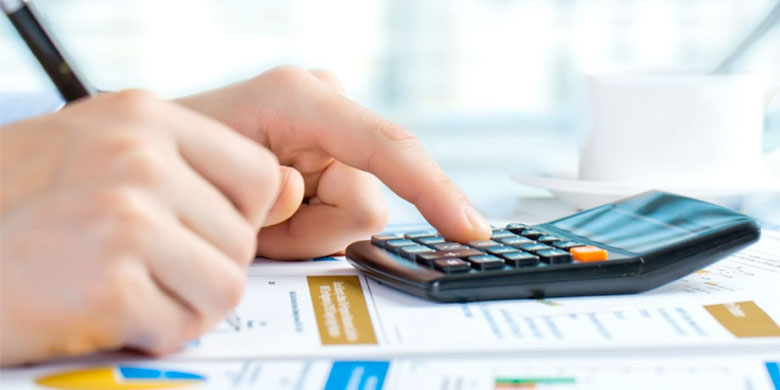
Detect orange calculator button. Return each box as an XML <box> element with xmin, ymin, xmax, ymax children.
<box><xmin>570</xmin><ymin>246</ymin><xmax>608</xmax><ymax>262</ymax></box>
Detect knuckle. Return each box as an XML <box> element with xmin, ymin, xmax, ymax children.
<box><xmin>99</xmin><ymin>187</ymin><xmax>148</xmax><ymax>221</ymax></box>
<box><xmin>219</xmin><ymin>266</ymin><xmax>247</xmax><ymax>309</ymax></box>
<box><xmin>431</xmin><ymin>172</ymin><xmax>459</xmax><ymax>198</ymax></box>
<box><xmin>252</xmin><ymin>149</ymin><xmax>281</xmax><ymax>188</ymax></box>
<box><xmin>232</xmin><ymin>144</ymin><xmax>279</xmax><ymax>189</ymax></box>
<box><xmin>142</xmin><ymin>331</ymin><xmax>181</xmax><ymax>356</ymax></box>
<box><xmin>82</xmin><ymin>260</ymin><xmax>200</xmax><ymax>356</ymax></box>
<box><xmin>104</xmin><ymin>132</ymin><xmax>152</xmax><ymax>155</ymax></box>
<box><xmin>263</xmin><ymin>65</ymin><xmax>312</xmax><ymax>86</ymax></box>
<box><xmin>221</xmin><ymin>220</ymin><xmax>257</xmax><ymax>266</ymax></box>
<box><xmin>252</xmin><ymin>145</ymin><xmax>281</xmax><ymax>171</ymax></box>
<box><xmin>234</xmin><ymin>224</ymin><xmax>258</xmax><ymax>264</ymax></box>
<box><xmin>431</xmin><ymin>171</ymin><xmax>455</xmax><ymax>187</ymax></box>
<box><xmin>353</xmin><ymin>200</ymin><xmax>389</xmax><ymax>234</ymax></box>
<box><xmin>84</xmin><ymin>259</ymin><xmax>140</xmax><ymax>322</ymax></box>
<box><xmin>373</xmin><ymin>121</ymin><xmax>418</xmax><ymax>145</ymax></box>
<box><xmin>89</xmin><ymin>187</ymin><xmax>154</xmax><ymax>245</ymax></box>
<box><xmin>110</xmin><ymin>89</ymin><xmax>163</xmax><ymax>118</ymax></box>
<box><xmin>140</xmin><ymin>312</ymin><xmax>202</xmax><ymax>356</ymax></box>
<box><xmin>311</xmin><ymin>69</ymin><xmax>344</xmax><ymax>92</ymax></box>
<box><xmin>238</xmin><ymin>148</ymin><xmax>281</xmax><ymax>225</ymax></box>
<box><xmin>364</xmin><ymin>122</ymin><xmax>420</xmax><ymax>175</ymax></box>
<box><xmin>113</xmin><ymin>141</ymin><xmax>168</xmax><ymax>186</ymax></box>
<box><xmin>164</xmin><ymin>318</ymin><xmax>203</xmax><ymax>354</ymax></box>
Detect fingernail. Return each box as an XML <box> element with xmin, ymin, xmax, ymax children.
<box><xmin>463</xmin><ymin>204</ymin><xmax>490</xmax><ymax>233</ymax></box>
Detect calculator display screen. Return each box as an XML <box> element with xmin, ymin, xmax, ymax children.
<box><xmin>547</xmin><ymin>192</ymin><xmax>749</xmax><ymax>253</ymax></box>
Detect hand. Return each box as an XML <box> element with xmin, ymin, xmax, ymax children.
<box><xmin>0</xmin><ymin>91</ymin><xmax>282</xmax><ymax>365</ymax></box>
<box><xmin>178</xmin><ymin>66</ymin><xmax>492</xmax><ymax>259</ymax></box>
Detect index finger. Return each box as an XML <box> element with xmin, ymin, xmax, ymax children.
<box><xmin>293</xmin><ymin>84</ymin><xmax>491</xmax><ymax>243</ymax></box>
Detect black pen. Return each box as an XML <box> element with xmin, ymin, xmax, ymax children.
<box><xmin>2</xmin><ymin>0</ymin><xmax>96</xmax><ymax>102</ymax></box>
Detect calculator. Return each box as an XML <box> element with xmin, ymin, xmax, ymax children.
<box><xmin>345</xmin><ymin>191</ymin><xmax>760</xmax><ymax>302</ymax></box>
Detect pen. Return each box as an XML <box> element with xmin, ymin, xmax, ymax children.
<box><xmin>1</xmin><ymin>0</ymin><xmax>96</xmax><ymax>102</ymax></box>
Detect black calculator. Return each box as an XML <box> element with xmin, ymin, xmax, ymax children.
<box><xmin>345</xmin><ymin>191</ymin><xmax>760</xmax><ymax>302</ymax></box>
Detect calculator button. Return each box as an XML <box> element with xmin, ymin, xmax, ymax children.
<box><xmin>501</xmin><ymin>251</ymin><xmax>540</xmax><ymax>267</ymax></box>
<box><xmin>505</xmin><ymin>223</ymin><xmax>529</xmax><ymax>234</ymax></box>
<box><xmin>553</xmin><ymin>241</ymin><xmax>587</xmax><ymax>250</ymax></box>
<box><xmin>404</xmin><ymin>230</ymin><xmax>438</xmax><ymax>239</ymax></box>
<box><xmin>441</xmin><ymin>248</ymin><xmax>483</xmax><ymax>258</ymax></box>
<box><xmin>434</xmin><ymin>258</ymin><xmax>471</xmax><ymax>273</ymax></box>
<box><xmin>520</xmin><ymin>229</ymin><xmax>545</xmax><ymax>240</ymax></box>
<box><xmin>537</xmin><ymin>235</ymin><xmax>563</xmax><ymax>244</ymax></box>
<box><xmin>399</xmin><ymin>245</ymin><xmax>434</xmax><ymax>260</ymax></box>
<box><xmin>466</xmin><ymin>255</ymin><xmax>505</xmax><ymax>270</ymax></box>
<box><xmin>416</xmin><ymin>252</ymin><xmax>445</xmax><ymax>266</ymax></box>
<box><xmin>499</xmin><ymin>236</ymin><xmax>534</xmax><ymax>247</ymax></box>
<box><xmin>384</xmin><ymin>239</ymin><xmax>417</xmax><ymax>253</ymax></box>
<box><xmin>468</xmin><ymin>240</ymin><xmax>501</xmax><ymax>249</ymax></box>
<box><xmin>485</xmin><ymin>246</ymin><xmax>517</xmax><ymax>256</ymax></box>
<box><xmin>518</xmin><ymin>243</ymin><xmax>553</xmax><ymax>254</ymax></box>
<box><xmin>537</xmin><ymin>249</ymin><xmax>573</xmax><ymax>264</ymax></box>
<box><xmin>491</xmin><ymin>229</ymin><xmax>516</xmax><ymax>240</ymax></box>
<box><xmin>418</xmin><ymin>236</ymin><xmax>447</xmax><ymax>245</ymax></box>
<box><xmin>417</xmin><ymin>249</ymin><xmax>483</xmax><ymax>266</ymax></box>
<box><xmin>433</xmin><ymin>242</ymin><xmax>470</xmax><ymax>251</ymax></box>
<box><xmin>570</xmin><ymin>246</ymin><xmax>609</xmax><ymax>262</ymax></box>
<box><xmin>371</xmin><ymin>234</ymin><xmax>403</xmax><ymax>247</ymax></box>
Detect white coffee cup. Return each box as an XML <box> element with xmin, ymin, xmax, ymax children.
<box><xmin>579</xmin><ymin>72</ymin><xmax>768</xmax><ymax>189</ymax></box>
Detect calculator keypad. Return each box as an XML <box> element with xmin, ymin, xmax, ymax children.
<box><xmin>518</xmin><ymin>229</ymin><xmax>545</xmax><ymax>240</ymax></box>
<box><xmin>466</xmin><ymin>255</ymin><xmax>505</xmax><ymax>270</ymax></box>
<box><xmin>517</xmin><ymin>243</ymin><xmax>553</xmax><ymax>254</ymax></box>
<box><xmin>468</xmin><ymin>240</ymin><xmax>501</xmax><ymax>249</ymax></box>
<box><xmin>372</xmin><ymin>223</ymin><xmax>610</xmax><ymax>274</ymax></box>
<box><xmin>570</xmin><ymin>245</ymin><xmax>609</xmax><ymax>262</ymax></box>
<box><xmin>485</xmin><ymin>246</ymin><xmax>517</xmax><ymax>256</ymax></box>
<box><xmin>384</xmin><ymin>239</ymin><xmax>417</xmax><ymax>253</ymax></box>
<box><xmin>434</xmin><ymin>258</ymin><xmax>471</xmax><ymax>273</ymax></box>
<box><xmin>399</xmin><ymin>245</ymin><xmax>434</xmax><ymax>260</ymax></box>
<box><xmin>418</xmin><ymin>236</ymin><xmax>447</xmax><ymax>245</ymax></box>
<box><xmin>433</xmin><ymin>242</ymin><xmax>471</xmax><ymax>251</ymax></box>
<box><xmin>498</xmin><ymin>236</ymin><xmax>534</xmax><ymax>247</ymax></box>
<box><xmin>490</xmin><ymin>230</ymin><xmax>516</xmax><ymax>240</ymax></box>
<box><xmin>537</xmin><ymin>248</ymin><xmax>573</xmax><ymax>264</ymax></box>
<box><xmin>501</xmin><ymin>251</ymin><xmax>540</xmax><ymax>267</ymax></box>
<box><xmin>553</xmin><ymin>241</ymin><xmax>587</xmax><ymax>250</ymax></box>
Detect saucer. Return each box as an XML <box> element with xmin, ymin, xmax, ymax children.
<box><xmin>511</xmin><ymin>173</ymin><xmax>780</xmax><ymax>210</ymax></box>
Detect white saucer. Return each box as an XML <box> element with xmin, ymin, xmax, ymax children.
<box><xmin>511</xmin><ymin>173</ymin><xmax>780</xmax><ymax>210</ymax></box>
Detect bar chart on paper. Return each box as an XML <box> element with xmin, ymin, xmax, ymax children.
<box><xmin>391</xmin><ymin>357</ymin><xmax>780</xmax><ymax>390</ymax></box>
<box><xmin>3</xmin><ymin>356</ymin><xmax>778</xmax><ymax>390</ymax></box>
<box><xmin>489</xmin><ymin>361</ymin><xmax>769</xmax><ymax>390</ymax></box>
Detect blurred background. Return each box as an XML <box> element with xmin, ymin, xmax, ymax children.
<box><xmin>2</xmin><ymin>0</ymin><xmax>779</xmax><ymax>219</ymax></box>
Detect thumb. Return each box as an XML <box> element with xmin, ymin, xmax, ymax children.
<box><xmin>262</xmin><ymin>166</ymin><xmax>305</xmax><ymax>227</ymax></box>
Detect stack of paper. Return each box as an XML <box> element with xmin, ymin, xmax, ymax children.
<box><xmin>2</xmin><ymin>227</ymin><xmax>779</xmax><ymax>390</ymax></box>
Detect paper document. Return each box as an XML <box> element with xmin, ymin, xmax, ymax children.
<box><xmin>2</xmin><ymin>227</ymin><xmax>778</xmax><ymax>390</ymax></box>
<box><xmin>175</xmin><ymin>228</ymin><xmax>780</xmax><ymax>359</ymax></box>
<box><xmin>2</xmin><ymin>354</ymin><xmax>778</xmax><ymax>389</ymax></box>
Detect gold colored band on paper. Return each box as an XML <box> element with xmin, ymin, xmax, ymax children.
<box><xmin>307</xmin><ymin>275</ymin><xmax>378</xmax><ymax>345</ymax></box>
<box><xmin>704</xmin><ymin>301</ymin><xmax>780</xmax><ymax>338</ymax></box>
